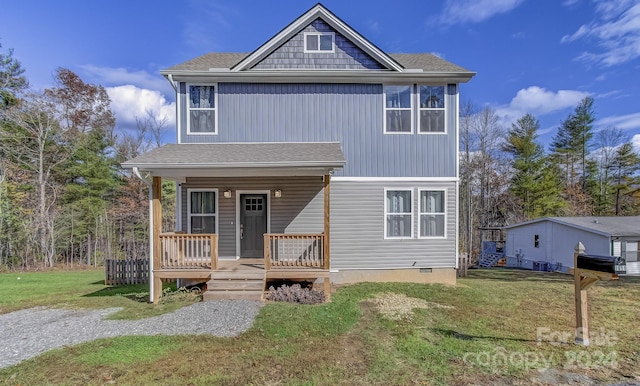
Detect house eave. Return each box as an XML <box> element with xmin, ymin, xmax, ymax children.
<box><xmin>160</xmin><ymin>70</ymin><xmax>476</xmax><ymax>83</ymax></box>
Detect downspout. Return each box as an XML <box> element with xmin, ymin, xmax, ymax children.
<box><xmin>133</xmin><ymin>167</ymin><xmax>155</xmax><ymax>303</ymax></box>
<box><xmin>167</xmin><ymin>74</ymin><xmax>178</xmax><ymax>92</ymax></box>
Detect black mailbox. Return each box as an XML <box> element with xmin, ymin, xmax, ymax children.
<box><xmin>576</xmin><ymin>254</ymin><xmax>618</xmax><ymax>274</ymax></box>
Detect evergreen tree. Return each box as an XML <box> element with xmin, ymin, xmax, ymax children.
<box><xmin>550</xmin><ymin>97</ymin><xmax>596</xmax><ymax>214</ymax></box>
<box><xmin>0</xmin><ymin>43</ymin><xmax>28</xmax><ymax>107</ymax></box>
<box><xmin>610</xmin><ymin>142</ymin><xmax>640</xmax><ymax>215</ymax></box>
<box><xmin>504</xmin><ymin>113</ymin><xmax>564</xmax><ymax>218</ymax></box>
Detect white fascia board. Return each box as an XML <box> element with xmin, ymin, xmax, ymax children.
<box><xmin>129</xmin><ymin>167</ymin><xmax>337</xmax><ymax>179</ymax></box>
<box><xmin>332</xmin><ymin>176</ymin><xmax>458</xmax><ymax>182</ymax></box>
<box><xmin>162</xmin><ymin>70</ymin><xmax>476</xmax><ymax>84</ymax></box>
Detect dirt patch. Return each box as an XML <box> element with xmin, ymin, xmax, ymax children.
<box><xmin>368</xmin><ymin>292</ymin><xmax>453</xmax><ymax>320</ymax></box>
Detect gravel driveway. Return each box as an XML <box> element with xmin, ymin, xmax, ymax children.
<box><xmin>0</xmin><ymin>300</ymin><xmax>263</xmax><ymax>369</ymax></box>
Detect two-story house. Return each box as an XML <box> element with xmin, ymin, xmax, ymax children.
<box><xmin>123</xmin><ymin>3</ymin><xmax>475</xmax><ymax>303</ymax></box>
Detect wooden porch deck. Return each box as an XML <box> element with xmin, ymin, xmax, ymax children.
<box><xmin>149</xmin><ymin>174</ymin><xmax>332</xmax><ymax>303</ymax></box>
<box><xmin>154</xmin><ymin>257</ymin><xmax>330</xmax><ymax>302</ymax></box>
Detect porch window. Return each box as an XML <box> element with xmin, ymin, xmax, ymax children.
<box><xmin>304</xmin><ymin>32</ymin><xmax>335</xmax><ymax>52</ymax></box>
<box><xmin>384</xmin><ymin>85</ymin><xmax>413</xmax><ymax>133</ymax></box>
<box><xmin>419</xmin><ymin>190</ymin><xmax>445</xmax><ymax>238</ymax></box>
<box><xmin>418</xmin><ymin>85</ymin><xmax>445</xmax><ymax>133</ymax></box>
<box><xmin>188</xmin><ymin>189</ymin><xmax>217</xmax><ymax>234</ymax></box>
<box><xmin>385</xmin><ymin>189</ymin><xmax>413</xmax><ymax>238</ymax></box>
<box><xmin>187</xmin><ymin>85</ymin><xmax>216</xmax><ymax>134</ymax></box>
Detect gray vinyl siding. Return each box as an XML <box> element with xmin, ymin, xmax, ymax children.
<box><xmin>181</xmin><ymin>176</ymin><xmax>324</xmax><ymax>257</ymax></box>
<box><xmin>252</xmin><ymin>19</ymin><xmax>384</xmax><ymax>70</ymax></box>
<box><xmin>179</xmin><ymin>83</ymin><xmax>459</xmax><ymax>178</ymax></box>
<box><xmin>331</xmin><ymin>180</ymin><xmax>457</xmax><ymax>270</ymax></box>
<box><xmin>179</xmin><ymin>178</ymin><xmax>456</xmax><ymax>269</ymax></box>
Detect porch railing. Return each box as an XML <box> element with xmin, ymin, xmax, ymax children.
<box><xmin>264</xmin><ymin>233</ymin><xmax>325</xmax><ymax>270</ymax></box>
<box><xmin>159</xmin><ymin>233</ymin><xmax>218</xmax><ymax>270</ymax></box>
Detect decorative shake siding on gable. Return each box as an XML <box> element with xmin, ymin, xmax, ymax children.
<box><xmin>252</xmin><ymin>19</ymin><xmax>385</xmax><ymax>70</ymax></box>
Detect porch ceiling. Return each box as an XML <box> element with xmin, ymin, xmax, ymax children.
<box><xmin>122</xmin><ymin>142</ymin><xmax>345</xmax><ymax>178</ymax></box>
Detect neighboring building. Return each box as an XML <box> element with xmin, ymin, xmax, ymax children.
<box><xmin>503</xmin><ymin>217</ymin><xmax>640</xmax><ymax>274</ymax></box>
<box><xmin>123</xmin><ymin>3</ymin><xmax>475</xmax><ymax>302</ymax></box>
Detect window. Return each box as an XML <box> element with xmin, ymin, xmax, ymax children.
<box><xmin>385</xmin><ymin>189</ymin><xmax>413</xmax><ymax>238</ymax></box>
<box><xmin>304</xmin><ymin>32</ymin><xmax>334</xmax><ymax>52</ymax></box>
<box><xmin>188</xmin><ymin>85</ymin><xmax>216</xmax><ymax>134</ymax></box>
<box><xmin>188</xmin><ymin>189</ymin><xmax>217</xmax><ymax>234</ymax></box>
<box><xmin>419</xmin><ymin>190</ymin><xmax>445</xmax><ymax>237</ymax></box>
<box><xmin>534</xmin><ymin>235</ymin><xmax>540</xmax><ymax>248</ymax></box>
<box><xmin>419</xmin><ymin>85</ymin><xmax>445</xmax><ymax>133</ymax></box>
<box><xmin>385</xmin><ymin>85</ymin><xmax>413</xmax><ymax>133</ymax></box>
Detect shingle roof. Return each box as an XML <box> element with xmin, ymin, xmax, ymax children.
<box><xmin>549</xmin><ymin>216</ymin><xmax>640</xmax><ymax>237</ymax></box>
<box><xmin>122</xmin><ymin>142</ymin><xmax>345</xmax><ymax>169</ymax></box>
<box><xmin>163</xmin><ymin>52</ymin><xmax>471</xmax><ymax>73</ymax></box>
<box><xmin>505</xmin><ymin>216</ymin><xmax>640</xmax><ymax>237</ymax></box>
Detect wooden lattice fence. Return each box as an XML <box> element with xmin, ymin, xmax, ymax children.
<box><xmin>105</xmin><ymin>258</ymin><xmax>149</xmax><ymax>285</ymax></box>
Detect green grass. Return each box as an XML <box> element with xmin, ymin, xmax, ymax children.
<box><xmin>0</xmin><ymin>269</ymin><xmax>199</xmax><ymax>319</ymax></box>
<box><xmin>1</xmin><ymin>269</ymin><xmax>639</xmax><ymax>385</ymax></box>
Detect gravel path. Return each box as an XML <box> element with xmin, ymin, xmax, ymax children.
<box><xmin>0</xmin><ymin>300</ymin><xmax>263</xmax><ymax>369</ymax></box>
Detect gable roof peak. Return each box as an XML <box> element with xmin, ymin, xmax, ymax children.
<box><xmin>231</xmin><ymin>3</ymin><xmax>404</xmax><ymax>72</ymax></box>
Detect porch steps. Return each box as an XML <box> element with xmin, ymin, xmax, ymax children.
<box><xmin>203</xmin><ymin>270</ymin><xmax>266</xmax><ymax>301</ymax></box>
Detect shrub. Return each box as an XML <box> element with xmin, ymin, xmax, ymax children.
<box><xmin>266</xmin><ymin>283</ymin><xmax>326</xmax><ymax>304</ymax></box>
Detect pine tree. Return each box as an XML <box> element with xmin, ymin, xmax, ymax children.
<box><xmin>550</xmin><ymin>97</ymin><xmax>596</xmax><ymax>214</ymax></box>
<box><xmin>504</xmin><ymin>113</ymin><xmax>564</xmax><ymax>218</ymax></box>
<box><xmin>610</xmin><ymin>142</ymin><xmax>640</xmax><ymax>215</ymax></box>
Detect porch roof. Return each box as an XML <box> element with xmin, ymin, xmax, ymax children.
<box><xmin>122</xmin><ymin>142</ymin><xmax>345</xmax><ymax>178</ymax></box>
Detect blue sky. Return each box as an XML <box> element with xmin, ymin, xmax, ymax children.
<box><xmin>1</xmin><ymin>0</ymin><xmax>639</xmax><ymax>150</ymax></box>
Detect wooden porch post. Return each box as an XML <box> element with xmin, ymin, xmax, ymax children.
<box><xmin>323</xmin><ymin>174</ymin><xmax>331</xmax><ymax>299</ymax></box>
<box><xmin>152</xmin><ymin>176</ymin><xmax>162</xmax><ymax>304</ymax></box>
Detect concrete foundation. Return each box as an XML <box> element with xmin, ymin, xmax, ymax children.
<box><xmin>330</xmin><ymin>268</ymin><xmax>456</xmax><ymax>285</ymax></box>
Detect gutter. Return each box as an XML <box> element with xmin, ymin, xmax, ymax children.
<box><xmin>132</xmin><ymin>167</ymin><xmax>156</xmax><ymax>303</ymax></box>
<box><xmin>160</xmin><ymin>69</ymin><xmax>477</xmax><ymax>84</ymax></box>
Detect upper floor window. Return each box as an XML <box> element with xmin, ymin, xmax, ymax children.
<box><xmin>384</xmin><ymin>85</ymin><xmax>413</xmax><ymax>134</ymax></box>
<box><xmin>304</xmin><ymin>32</ymin><xmax>335</xmax><ymax>53</ymax></box>
<box><xmin>419</xmin><ymin>190</ymin><xmax>446</xmax><ymax>238</ymax></box>
<box><xmin>419</xmin><ymin>86</ymin><xmax>445</xmax><ymax>133</ymax></box>
<box><xmin>385</xmin><ymin>189</ymin><xmax>413</xmax><ymax>238</ymax></box>
<box><xmin>188</xmin><ymin>85</ymin><xmax>216</xmax><ymax>135</ymax></box>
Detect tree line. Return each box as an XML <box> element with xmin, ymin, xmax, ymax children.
<box><xmin>1</xmin><ymin>44</ymin><xmax>639</xmax><ymax>269</ymax></box>
<box><xmin>0</xmin><ymin>44</ymin><xmax>174</xmax><ymax>269</ymax></box>
<box><xmin>460</xmin><ymin>99</ymin><xmax>640</xmax><ymax>259</ymax></box>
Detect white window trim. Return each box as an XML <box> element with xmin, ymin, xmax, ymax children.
<box><xmin>384</xmin><ymin>187</ymin><xmax>414</xmax><ymax>240</ymax></box>
<box><xmin>187</xmin><ymin>188</ymin><xmax>219</xmax><ymax>234</ymax></box>
<box><xmin>418</xmin><ymin>188</ymin><xmax>447</xmax><ymax>239</ymax></box>
<box><xmin>303</xmin><ymin>32</ymin><xmax>335</xmax><ymax>53</ymax></box>
<box><xmin>186</xmin><ymin>83</ymin><xmax>218</xmax><ymax>136</ymax></box>
<box><xmin>383</xmin><ymin>84</ymin><xmax>414</xmax><ymax>134</ymax></box>
<box><xmin>418</xmin><ymin>85</ymin><xmax>447</xmax><ymax>135</ymax></box>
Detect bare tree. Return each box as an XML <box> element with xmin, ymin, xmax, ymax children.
<box><xmin>0</xmin><ymin>92</ymin><xmax>66</xmax><ymax>266</ymax></box>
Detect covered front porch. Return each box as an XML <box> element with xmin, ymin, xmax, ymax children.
<box><xmin>122</xmin><ymin>143</ymin><xmax>344</xmax><ymax>303</ymax></box>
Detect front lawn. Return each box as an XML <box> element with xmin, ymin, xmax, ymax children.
<box><xmin>1</xmin><ymin>269</ymin><xmax>638</xmax><ymax>385</ymax></box>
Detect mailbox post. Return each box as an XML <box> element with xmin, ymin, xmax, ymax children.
<box><xmin>571</xmin><ymin>242</ymin><xmax>619</xmax><ymax>346</ymax></box>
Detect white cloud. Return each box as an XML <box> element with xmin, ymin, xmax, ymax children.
<box><xmin>438</xmin><ymin>0</ymin><xmax>524</xmax><ymax>25</ymax></box>
<box><xmin>595</xmin><ymin>111</ymin><xmax>640</xmax><ymax>131</ymax></box>
<box><xmin>79</xmin><ymin>65</ymin><xmax>173</xmax><ymax>96</ymax></box>
<box><xmin>106</xmin><ymin>85</ymin><xmax>175</xmax><ymax>129</ymax></box>
<box><xmin>633</xmin><ymin>134</ymin><xmax>640</xmax><ymax>151</ymax></box>
<box><xmin>561</xmin><ymin>2</ymin><xmax>640</xmax><ymax>66</ymax></box>
<box><xmin>495</xmin><ymin>86</ymin><xmax>590</xmax><ymax>124</ymax></box>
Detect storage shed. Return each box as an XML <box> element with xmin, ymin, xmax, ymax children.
<box><xmin>503</xmin><ymin>217</ymin><xmax>639</xmax><ymax>274</ymax></box>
